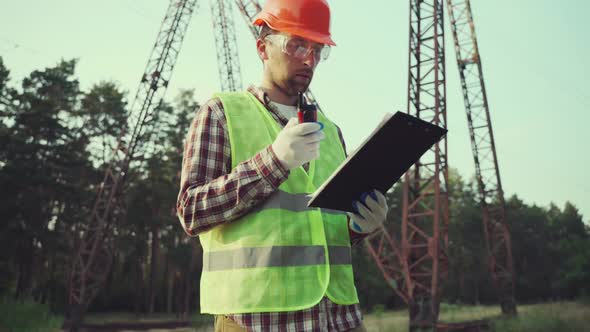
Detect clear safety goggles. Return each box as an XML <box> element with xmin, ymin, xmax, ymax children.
<box><xmin>265</xmin><ymin>33</ymin><xmax>331</xmax><ymax>62</ymax></box>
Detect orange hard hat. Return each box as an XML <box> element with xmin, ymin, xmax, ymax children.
<box><xmin>252</xmin><ymin>0</ymin><xmax>336</xmax><ymax>46</ymax></box>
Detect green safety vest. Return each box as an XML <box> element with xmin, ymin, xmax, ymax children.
<box><xmin>198</xmin><ymin>91</ymin><xmax>359</xmax><ymax>314</ymax></box>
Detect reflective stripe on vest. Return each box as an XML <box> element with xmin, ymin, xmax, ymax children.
<box><xmin>252</xmin><ymin>189</ymin><xmax>346</xmax><ymax>216</ymax></box>
<box><xmin>203</xmin><ymin>245</ymin><xmax>352</xmax><ymax>271</ymax></box>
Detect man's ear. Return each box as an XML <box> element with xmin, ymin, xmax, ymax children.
<box><xmin>256</xmin><ymin>39</ymin><xmax>269</xmax><ymax>61</ymax></box>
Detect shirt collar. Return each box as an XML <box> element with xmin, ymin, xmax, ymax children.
<box><xmin>247</xmin><ymin>85</ymin><xmax>272</xmax><ymax>107</ymax></box>
<box><xmin>247</xmin><ymin>85</ymin><xmax>292</xmax><ymax>123</ymax></box>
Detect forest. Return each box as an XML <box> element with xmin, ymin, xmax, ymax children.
<box><xmin>1</xmin><ymin>57</ymin><xmax>588</xmax><ymax>321</ymax></box>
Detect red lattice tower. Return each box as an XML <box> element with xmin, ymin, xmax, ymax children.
<box><xmin>366</xmin><ymin>0</ymin><xmax>517</xmax><ymax>330</ymax></box>
<box><xmin>67</xmin><ymin>1</ymin><xmax>198</xmax><ymax>331</ymax></box>
<box><xmin>367</xmin><ymin>1</ymin><xmax>450</xmax><ymax>329</ymax></box>
<box><xmin>446</xmin><ymin>0</ymin><xmax>516</xmax><ymax>315</ymax></box>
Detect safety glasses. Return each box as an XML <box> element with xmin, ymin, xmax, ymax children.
<box><xmin>265</xmin><ymin>34</ymin><xmax>331</xmax><ymax>62</ymax></box>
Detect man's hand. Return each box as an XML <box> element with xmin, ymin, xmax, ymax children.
<box><xmin>271</xmin><ymin>117</ymin><xmax>325</xmax><ymax>170</ymax></box>
<box><xmin>347</xmin><ymin>190</ymin><xmax>388</xmax><ymax>234</ymax></box>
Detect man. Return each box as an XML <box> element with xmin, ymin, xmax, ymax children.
<box><xmin>176</xmin><ymin>0</ymin><xmax>389</xmax><ymax>331</ymax></box>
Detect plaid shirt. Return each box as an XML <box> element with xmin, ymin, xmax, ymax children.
<box><xmin>177</xmin><ymin>86</ymin><xmax>366</xmax><ymax>331</ymax></box>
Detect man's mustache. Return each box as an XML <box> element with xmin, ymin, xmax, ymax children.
<box><xmin>295</xmin><ymin>69</ymin><xmax>314</xmax><ymax>77</ymax></box>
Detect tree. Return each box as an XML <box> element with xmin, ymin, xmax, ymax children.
<box><xmin>549</xmin><ymin>202</ymin><xmax>590</xmax><ymax>298</ymax></box>
<box><xmin>80</xmin><ymin>81</ymin><xmax>128</xmax><ymax>167</ymax></box>
<box><xmin>0</xmin><ymin>56</ymin><xmax>18</xmax><ymax>296</ymax></box>
<box><xmin>0</xmin><ymin>59</ymin><xmax>91</xmax><ymax>299</ymax></box>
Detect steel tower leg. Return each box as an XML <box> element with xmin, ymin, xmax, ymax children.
<box><xmin>403</xmin><ymin>0</ymin><xmax>449</xmax><ymax>330</ymax></box>
<box><xmin>446</xmin><ymin>0</ymin><xmax>517</xmax><ymax>315</ymax></box>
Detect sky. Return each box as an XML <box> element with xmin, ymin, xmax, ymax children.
<box><xmin>1</xmin><ymin>0</ymin><xmax>589</xmax><ymax>222</ymax></box>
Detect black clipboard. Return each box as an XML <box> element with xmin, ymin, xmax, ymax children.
<box><xmin>307</xmin><ymin>111</ymin><xmax>447</xmax><ymax>212</ymax></box>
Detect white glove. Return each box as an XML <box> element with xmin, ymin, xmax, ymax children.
<box><xmin>271</xmin><ymin>117</ymin><xmax>325</xmax><ymax>170</ymax></box>
<box><xmin>347</xmin><ymin>190</ymin><xmax>389</xmax><ymax>234</ymax></box>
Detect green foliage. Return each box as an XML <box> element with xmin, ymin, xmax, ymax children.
<box><xmin>353</xmin><ymin>245</ymin><xmax>396</xmax><ymax>310</ymax></box>
<box><xmin>506</xmin><ymin>197</ymin><xmax>590</xmax><ymax>301</ymax></box>
<box><xmin>1</xmin><ymin>56</ymin><xmax>589</xmax><ymax>320</ymax></box>
<box><xmin>0</xmin><ymin>297</ymin><xmax>63</xmax><ymax>331</ymax></box>
<box><xmin>81</xmin><ymin>81</ymin><xmax>128</xmax><ymax>166</ymax></box>
<box><xmin>0</xmin><ymin>57</ymin><xmax>91</xmax><ymax>302</ymax></box>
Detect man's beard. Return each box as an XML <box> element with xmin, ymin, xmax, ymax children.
<box><xmin>283</xmin><ymin>75</ymin><xmax>311</xmax><ymax>95</ymax></box>
<box><xmin>270</xmin><ymin>68</ymin><xmax>313</xmax><ymax>99</ymax></box>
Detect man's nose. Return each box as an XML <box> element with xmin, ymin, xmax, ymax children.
<box><xmin>302</xmin><ymin>50</ymin><xmax>318</xmax><ymax>68</ymax></box>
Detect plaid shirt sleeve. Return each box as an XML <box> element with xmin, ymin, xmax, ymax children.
<box><xmin>176</xmin><ymin>97</ymin><xmax>290</xmax><ymax>237</ymax></box>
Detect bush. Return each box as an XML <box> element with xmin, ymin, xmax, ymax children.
<box><xmin>577</xmin><ymin>289</ymin><xmax>590</xmax><ymax>305</ymax></box>
<box><xmin>191</xmin><ymin>312</ymin><xmax>214</xmax><ymax>328</ymax></box>
<box><xmin>0</xmin><ymin>297</ymin><xmax>63</xmax><ymax>331</ymax></box>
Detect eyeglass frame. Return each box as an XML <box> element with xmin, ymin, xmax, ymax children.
<box><xmin>263</xmin><ymin>33</ymin><xmax>331</xmax><ymax>62</ymax></box>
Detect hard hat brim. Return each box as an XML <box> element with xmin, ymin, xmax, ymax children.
<box><xmin>253</xmin><ymin>16</ymin><xmax>336</xmax><ymax>46</ymax></box>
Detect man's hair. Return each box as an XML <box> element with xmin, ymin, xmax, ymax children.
<box><xmin>258</xmin><ymin>23</ymin><xmax>278</xmax><ymax>40</ymax></box>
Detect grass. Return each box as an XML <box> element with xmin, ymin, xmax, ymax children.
<box><xmin>489</xmin><ymin>301</ymin><xmax>589</xmax><ymax>332</ymax></box>
<box><xmin>439</xmin><ymin>302</ymin><xmax>501</xmax><ymax>322</ymax></box>
<box><xmin>81</xmin><ymin>311</ymin><xmax>214</xmax><ymax>332</ymax></box>
<box><xmin>363</xmin><ymin>301</ymin><xmax>590</xmax><ymax>332</ymax></box>
<box><xmin>71</xmin><ymin>301</ymin><xmax>590</xmax><ymax>332</ymax></box>
<box><xmin>83</xmin><ymin>311</ymin><xmax>188</xmax><ymax>324</ymax></box>
<box><xmin>0</xmin><ymin>297</ymin><xmax>63</xmax><ymax>332</ymax></box>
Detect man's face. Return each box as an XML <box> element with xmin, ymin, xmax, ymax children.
<box><xmin>260</xmin><ymin>33</ymin><xmax>327</xmax><ymax>97</ymax></box>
